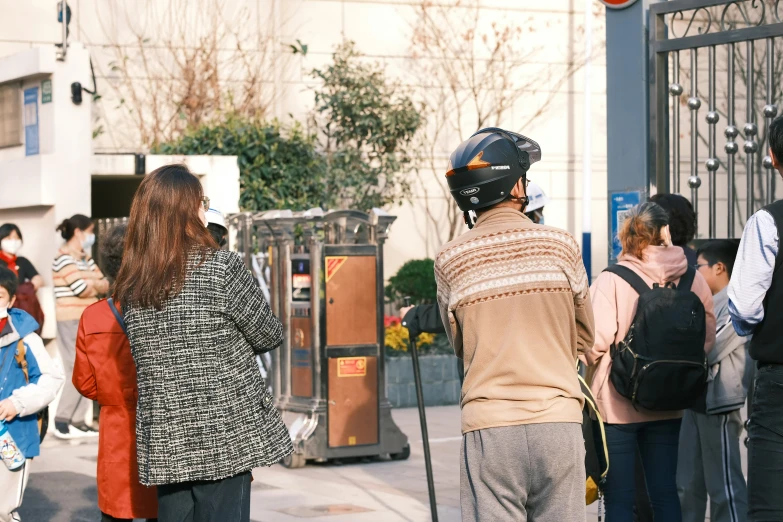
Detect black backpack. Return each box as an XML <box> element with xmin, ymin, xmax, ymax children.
<box><xmin>605</xmin><ymin>265</ymin><xmax>708</xmax><ymax>411</ymax></box>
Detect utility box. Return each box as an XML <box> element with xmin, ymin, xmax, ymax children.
<box><xmin>229</xmin><ymin>209</ymin><xmax>409</xmax><ymax>468</ymax></box>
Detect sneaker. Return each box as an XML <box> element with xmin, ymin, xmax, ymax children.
<box><xmin>53</xmin><ymin>422</ymin><xmax>99</xmax><ymax>439</ymax></box>
<box><xmin>52</xmin><ymin>421</ymin><xmax>70</xmax><ymax>440</ymax></box>
<box><xmin>72</xmin><ymin>422</ymin><xmax>98</xmax><ymax>434</ymax></box>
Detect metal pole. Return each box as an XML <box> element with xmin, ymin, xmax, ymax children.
<box><xmin>746</xmin><ymin>40</ymin><xmax>758</xmax><ymax>219</ymax></box>
<box><xmin>688</xmin><ymin>48</ymin><xmax>702</xmax><ymax>226</ymax></box>
<box><xmin>764</xmin><ymin>38</ymin><xmax>778</xmax><ymax>204</ymax></box>
<box><xmin>582</xmin><ymin>0</ymin><xmax>592</xmax><ymax>283</ymax></box>
<box><xmin>671</xmin><ymin>51</ymin><xmax>681</xmax><ymax>193</ymax></box>
<box><xmin>403</xmin><ymin>297</ymin><xmax>439</xmax><ymax>522</ymax></box>
<box><xmin>57</xmin><ymin>1</ymin><xmax>68</xmax><ymax>61</ymax></box>
<box><xmin>726</xmin><ymin>44</ymin><xmax>738</xmax><ymax>237</ymax></box>
<box><xmin>707</xmin><ymin>46</ymin><xmax>719</xmax><ymax>238</ymax></box>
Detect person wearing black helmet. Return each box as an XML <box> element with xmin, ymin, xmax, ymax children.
<box><xmin>435</xmin><ymin>128</ymin><xmax>595</xmax><ymax>521</ymax></box>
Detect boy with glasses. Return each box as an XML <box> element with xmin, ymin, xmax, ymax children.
<box><xmin>678</xmin><ymin>239</ymin><xmax>748</xmax><ymax>522</ymax></box>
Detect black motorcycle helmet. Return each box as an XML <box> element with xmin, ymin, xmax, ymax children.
<box><xmin>446</xmin><ymin>127</ymin><xmax>542</xmax><ymax>228</ymax></box>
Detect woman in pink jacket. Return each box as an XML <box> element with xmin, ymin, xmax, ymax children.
<box><xmin>585</xmin><ymin>202</ymin><xmax>715</xmax><ymax>521</ymax></box>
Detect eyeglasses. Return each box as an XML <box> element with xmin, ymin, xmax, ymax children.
<box><xmin>201</xmin><ymin>196</ymin><xmax>210</xmax><ymax>211</ymax></box>
<box><xmin>693</xmin><ymin>263</ymin><xmax>711</xmax><ymax>270</ymax></box>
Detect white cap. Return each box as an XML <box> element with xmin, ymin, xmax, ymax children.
<box><xmin>206</xmin><ymin>208</ymin><xmax>227</xmax><ymax>232</ymax></box>
<box><xmin>526</xmin><ymin>182</ymin><xmax>549</xmax><ymax>212</ymax></box>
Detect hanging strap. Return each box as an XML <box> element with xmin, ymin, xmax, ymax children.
<box><xmin>14</xmin><ymin>341</ymin><xmax>28</xmax><ymax>384</ymax></box>
<box><xmin>603</xmin><ymin>265</ymin><xmax>651</xmax><ymax>296</ymax></box>
<box><xmin>107</xmin><ymin>298</ymin><xmax>127</xmax><ymax>334</ymax></box>
<box><xmin>677</xmin><ymin>266</ymin><xmax>696</xmax><ymax>293</ymax></box>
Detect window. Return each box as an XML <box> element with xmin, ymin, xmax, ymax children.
<box><xmin>0</xmin><ymin>84</ymin><xmax>22</xmax><ymax>148</ymax></box>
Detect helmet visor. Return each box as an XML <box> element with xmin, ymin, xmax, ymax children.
<box><xmin>473</xmin><ymin>127</ymin><xmax>542</xmax><ymax>166</ymax></box>
<box><xmin>504</xmin><ymin>131</ymin><xmax>542</xmax><ymax>166</ymax></box>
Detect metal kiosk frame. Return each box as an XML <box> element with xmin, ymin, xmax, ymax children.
<box><xmin>229</xmin><ymin>208</ymin><xmax>410</xmax><ymax>468</ymax></box>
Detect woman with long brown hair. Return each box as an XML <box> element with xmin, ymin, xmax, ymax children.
<box><xmin>114</xmin><ymin>165</ymin><xmax>292</xmax><ymax>521</ymax></box>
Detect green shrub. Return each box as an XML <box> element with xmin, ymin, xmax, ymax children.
<box><xmin>385</xmin><ymin>258</ymin><xmax>436</xmax><ymax>305</ymax></box>
<box><xmin>154</xmin><ymin>116</ymin><xmax>328</xmax><ymax>211</ymax></box>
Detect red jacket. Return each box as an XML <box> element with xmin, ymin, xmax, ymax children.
<box><xmin>73</xmin><ymin>299</ymin><xmax>158</xmax><ymax>519</ymax></box>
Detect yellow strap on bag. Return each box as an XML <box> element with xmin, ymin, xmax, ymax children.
<box><xmin>15</xmin><ymin>340</ymin><xmax>47</xmax><ymax>439</ymax></box>
<box><xmin>578</xmin><ymin>367</ymin><xmax>610</xmax><ymax>505</ymax></box>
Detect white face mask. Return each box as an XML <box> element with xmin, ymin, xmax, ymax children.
<box><xmin>0</xmin><ymin>306</ymin><xmax>7</xmax><ymax>320</ymax></box>
<box><xmin>0</xmin><ymin>239</ymin><xmax>21</xmax><ymax>256</ymax></box>
<box><xmin>81</xmin><ymin>233</ymin><xmax>96</xmax><ymax>250</ymax></box>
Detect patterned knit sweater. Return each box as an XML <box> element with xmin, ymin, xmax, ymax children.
<box><xmin>124</xmin><ymin>250</ymin><xmax>292</xmax><ymax>485</ymax></box>
<box><xmin>435</xmin><ymin>207</ymin><xmax>595</xmax><ymax>433</ymax></box>
<box><xmin>53</xmin><ymin>248</ymin><xmax>107</xmax><ymax>321</ymax></box>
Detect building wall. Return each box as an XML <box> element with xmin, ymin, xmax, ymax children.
<box><xmin>0</xmin><ymin>0</ymin><xmax>611</xmax><ymax>280</ymax></box>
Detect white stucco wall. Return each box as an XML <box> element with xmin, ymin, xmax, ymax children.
<box><xmin>0</xmin><ymin>0</ymin><xmax>611</xmax><ymax>280</ymax></box>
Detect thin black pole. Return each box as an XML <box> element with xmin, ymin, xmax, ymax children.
<box><xmin>404</xmin><ymin>297</ymin><xmax>438</xmax><ymax>521</ymax></box>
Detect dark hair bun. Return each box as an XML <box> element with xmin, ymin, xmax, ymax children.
<box><xmin>56</xmin><ymin>214</ymin><xmax>92</xmax><ymax>240</ymax></box>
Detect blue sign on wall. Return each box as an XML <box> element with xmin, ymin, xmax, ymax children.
<box><xmin>610</xmin><ymin>190</ymin><xmax>642</xmax><ymax>262</ymax></box>
<box><xmin>23</xmin><ymin>87</ymin><xmax>39</xmax><ymax>156</ymax></box>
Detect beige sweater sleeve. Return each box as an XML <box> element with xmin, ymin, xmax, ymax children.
<box><xmin>563</xmin><ymin>242</ymin><xmax>595</xmax><ymax>355</ymax></box>
<box><xmin>584</xmin><ymin>274</ymin><xmax>618</xmax><ymax>366</ymax></box>
<box><xmin>434</xmin><ymin>256</ymin><xmax>462</xmax><ymax>359</ymax></box>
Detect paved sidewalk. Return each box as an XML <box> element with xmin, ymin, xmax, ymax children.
<box><xmin>20</xmin><ymin>406</ymin><xmax>462</xmax><ymax>522</ymax></box>
<box><xmin>18</xmin><ymin>405</ymin><xmax>745</xmax><ymax>521</ymax></box>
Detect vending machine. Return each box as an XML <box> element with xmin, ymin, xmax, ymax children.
<box><xmin>230</xmin><ymin>209</ymin><xmax>409</xmax><ymax>468</ymax></box>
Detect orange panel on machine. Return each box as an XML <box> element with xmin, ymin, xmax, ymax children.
<box><xmin>291</xmin><ymin>316</ymin><xmax>313</xmax><ymax>398</ymax></box>
<box><xmin>325</xmin><ymin>256</ymin><xmax>377</xmax><ymax>346</ymax></box>
<box><xmin>328</xmin><ymin>356</ymin><xmax>379</xmax><ymax>447</ymax></box>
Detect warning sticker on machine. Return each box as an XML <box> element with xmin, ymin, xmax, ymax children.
<box><xmin>338</xmin><ymin>357</ymin><xmax>367</xmax><ymax>377</ymax></box>
<box><xmin>325</xmin><ymin>256</ymin><xmax>348</xmax><ymax>282</ymax></box>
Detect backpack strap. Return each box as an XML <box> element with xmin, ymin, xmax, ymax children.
<box><xmin>603</xmin><ymin>265</ymin><xmax>651</xmax><ymax>296</ymax></box>
<box><xmin>677</xmin><ymin>266</ymin><xmax>696</xmax><ymax>292</ymax></box>
<box><xmin>14</xmin><ymin>340</ymin><xmax>29</xmax><ymax>384</ymax></box>
<box><xmin>107</xmin><ymin>298</ymin><xmax>127</xmax><ymax>334</ymax></box>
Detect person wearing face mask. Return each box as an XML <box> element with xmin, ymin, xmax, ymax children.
<box><xmin>0</xmin><ymin>265</ymin><xmax>64</xmax><ymax>522</ymax></box>
<box><xmin>0</xmin><ymin>224</ymin><xmax>44</xmax><ymax>291</ymax></box>
<box><xmin>523</xmin><ymin>182</ymin><xmax>549</xmax><ymax>224</ymax></box>
<box><xmin>0</xmin><ymin>224</ymin><xmax>45</xmax><ymax>336</ymax></box>
<box><xmin>52</xmin><ymin>214</ymin><xmax>109</xmax><ymax>439</ymax></box>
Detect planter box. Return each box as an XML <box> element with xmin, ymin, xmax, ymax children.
<box><xmin>385</xmin><ymin>354</ymin><xmax>461</xmax><ymax>408</ymax></box>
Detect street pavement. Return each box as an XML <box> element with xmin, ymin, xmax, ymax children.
<box><xmin>19</xmin><ymin>405</ymin><xmax>744</xmax><ymax>521</ymax></box>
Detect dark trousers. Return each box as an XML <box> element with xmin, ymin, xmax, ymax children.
<box><xmin>157</xmin><ymin>472</ymin><xmax>251</xmax><ymax>522</ymax></box>
<box><xmin>101</xmin><ymin>514</ymin><xmax>157</xmax><ymax>522</ymax></box>
<box><xmin>634</xmin><ymin>450</ymin><xmax>654</xmax><ymax>522</ymax></box>
<box><xmin>747</xmin><ymin>364</ymin><xmax>783</xmax><ymax>522</ymax></box>
<box><xmin>602</xmin><ymin>419</ymin><xmax>682</xmax><ymax>522</ymax></box>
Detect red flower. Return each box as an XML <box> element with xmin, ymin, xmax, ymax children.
<box><xmin>384</xmin><ymin>315</ymin><xmax>402</xmax><ymax>328</ymax></box>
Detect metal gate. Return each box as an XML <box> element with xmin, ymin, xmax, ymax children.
<box><xmin>650</xmin><ymin>0</ymin><xmax>783</xmax><ymax>238</ymax></box>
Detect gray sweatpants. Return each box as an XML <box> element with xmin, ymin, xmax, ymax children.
<box><xmin>677</xmin><ymin>409</ymin><xmax>747</xmax><ymax>522</ymax></box>
<box><xmin>460</xmin><ymin>423</ymin><xmax>585</xmax><ymax>522</ymax></box>
<box><xmin>54</xmin><ymin>320</ymin><xmax>90</xmax><ymax>425</ymax></box>
<box><xmin>0</xmin><ymin>460</ymin><xmax>30</xmax><ymax>522</ymax></box>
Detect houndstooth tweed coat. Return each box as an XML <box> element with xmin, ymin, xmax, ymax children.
<box><xmin>124</xmin><ymin>249</ymin><xmax>293</xmax><ymax>486</ymax></box>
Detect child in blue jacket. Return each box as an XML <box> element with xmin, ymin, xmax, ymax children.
<box><xmin>0</xmin><ymin>266</ymin><xmax>63</xmax><ymax>522</ymax></box>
